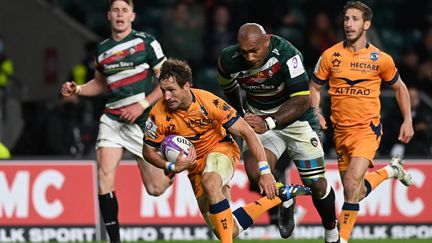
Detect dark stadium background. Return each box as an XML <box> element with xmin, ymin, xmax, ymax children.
<box><xmin>0</xmin><ymin>0</ymin><xmax>430</xmax><ymax>158</ymax></box>
<box><xmin>0</xmin><ymin>1</ymin><xmax>431</xmax><ymax>242</ymax></box>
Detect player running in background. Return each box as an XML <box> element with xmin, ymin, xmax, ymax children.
<box><xmin>60</xmin><ymin>1</ymin><xmax>172</xmax><ymax>242</ymax></box>
<box><xmin>142</xmin><ymin>58</ymin><xmax>311</xmax><ymax>243</ymax></box>
<box><xmin>309</xmin><ymin>1</ymin><xmax>414</xmax><ymax>242</ymax></box>
<box><xmin>217</xmin><ymin>23</ymin><xmax>339</xmax><ymax>242</ymax></box>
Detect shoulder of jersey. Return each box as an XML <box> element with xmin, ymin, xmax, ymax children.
<box><xmin>192</xmin><ymin>88</ymin><xmax>218</xmax><ymax>99</ymax></box>
<box><xmin>99</xmin><ymin>38</ymin><xmax>110</xmax><ymax>46</ymax></box>
<box><xmin>153</xmin><ymin>98</ymin><xmax>167</xmax><ymax>112</ymax></box>
<box><xmin>269</xmin><ymin>35</ymin><xmax>299</xmax><ymax>58</ymax></box>
<box><xmin>220</xmin><ymin>44</ymin><xmax>240</xmax><ymax>60</ymax></box>
<box><xmin>132</xmin><ymin>31</ymin><xmax>156</xmax><ymax>43</ymax></box>
<box><xmin>322</xmin><ymin>41</ymin><xmax>345</xmax><ymax>57</ymax></box>
<box><xmin>219</xmin><ymin>44</ymin><xmax>243</xmax><ymax>71</ymax></box>
<box><xmin>367</xmin><ymin>43</ymin><xmax>387</xmax><ymax>56</ymax></box>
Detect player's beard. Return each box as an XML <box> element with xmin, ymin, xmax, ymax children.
<box><xmin>345</xmin><ymin>30</ymin><xmax>365</xmax><ymax>45</ymax></box>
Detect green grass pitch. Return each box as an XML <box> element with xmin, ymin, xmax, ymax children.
<box><xmin>144</xmin><ymin>240</ymin><xmax>429</xmax><ymax>243</ymax></box>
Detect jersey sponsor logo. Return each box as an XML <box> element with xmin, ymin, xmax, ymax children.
<box><xmin>237</xmin><ymin>63</ymin><xmax>281</xmax><ymax>84</ymax></box>
<box><xmin>185</xmin><ymin>118</ymin><xmax>213</xmax><ymax>128</ymax></box>
<box><xmin>335</xmin><ymin>87</ymin><xmax>371</xmax><ymax>96</ymax></box>
<box><xmin>332</xmin><ymin>59</ymin><xmax>341</xmax><ymax>67</ymax></box>
<box><xmin>244</xmin><ymin>84</ymin><xmax>276</xmax><ymax>91</ymax></box>
<box><xmin>337</xmin><ymin>77</ymin><xmax>370</xmax><ymax>86</ymax></box>
<box><xmin>104</xmin><ymin>61</ymin><xmax>134</xmax><ymax>71</ymax></box>
<box><xmin>286</xmin><ymin>54</ymin><xmax>305</xmax><ymax>78</ymax></box>
<box><xmin>98</xmin><ymin>38</ymin><xmax>144</xmax><ymax>61</ymax></box>
<box><xmin>350</xmin><ymin>62</ymin><xmax>379</xmax><ymax>71</ymax></box>
<box><xmin>370</xmin><ymin>51</ymin><xmax>379</xmax><ymax>62</ymax></box>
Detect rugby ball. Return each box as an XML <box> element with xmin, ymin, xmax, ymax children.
<box><xmin>160</xmin><ymin>134</ymin><xmax>193</xmax><ymax>162</ymax></box>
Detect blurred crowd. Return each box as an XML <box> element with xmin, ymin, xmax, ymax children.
<box><xmin>4</xmin><ymin>0</ymin><xmax>432</xmax><ymax>158</ymax></box>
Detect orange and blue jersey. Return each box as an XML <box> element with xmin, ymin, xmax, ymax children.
<box><xmin>144</xmin><ymin>88</ymin><xmax>240</xmax><ymax>161</ymax></box>
<box><xmin>312</xmin><ymin>41</ymin><xmax>399</xmax><ymax>129</ymax></box>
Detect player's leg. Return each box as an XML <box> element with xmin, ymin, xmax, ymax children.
<box><xmin>135</xmin><ymin>156</ymin><xmax>172</xmax><ymax>196</ymax></box>
<box><xmin>284</xmin><ymin>121</ymin><xmax>338</xmax><ymax>242</ymax></box>
<box><xmin>95</xmin><ymin>115</ymin><xmax>126</xmax><ymax>243</ymax></box>
<box><xmin>117</xmin><ymin>118</ymin><xmax>172</xmax><ymax>196</ymax></box>
<box><xmin>231</xmin><ymin>182</ymin><xmax>312</xmax><ymax>238</ymax></box>
<box><xmin>337</xmin><ymin>126</ymin><xmax>383</xmax><ymax>243</ymax></box>
<box><xmin>295</xmin><ymin>160</ymin><xmax>338</xmax><ymax>243</ymax></box>
<box><xmin>339</xmin><ymin>156</ymin><xmax>370</xmax><ymax>243</ymax></box>
<box><xmin>361</xmin><ymin>154</ymin><xmax>412</xmax><ymax>200</ymax></box>
<box><xmin>96</xmin><ymin>147</ymin><xmax>123</xmax><ymax>243</ymax></box>
<box><xmin>201</xmin><ymin>150</ymin><xmax>237</xmax><ymax>243</ymax></box>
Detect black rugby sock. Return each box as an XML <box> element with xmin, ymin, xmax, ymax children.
<box><xmin>99</xmin><ymin>192</ymin><xmax>121</xmax><ymax>243</ymax></box>
<box><xmin>312</xmin><ymin>187</ymin><xmax>337</xmax><ymax>229</ymax></box>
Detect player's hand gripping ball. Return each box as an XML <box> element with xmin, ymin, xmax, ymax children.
<box><xmin>160</xmin><ymin>135</ymin><xmax>194</xmax><ymax>162</ymax></box>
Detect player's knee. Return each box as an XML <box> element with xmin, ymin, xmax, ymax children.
<box><xmin>307</xmin><ymin>178</ymin><xmax>327</xmax><ymax>198</ymax></box>
<box><xmin>342</xmin><ymin>175</ymin><xmax>361</xmax><ymax>195</ymax></box>
<box><xmin>98</xmin><ymin>169</ymin><xmax>115</xmax><ymax>193</ymax></box>
<box><xmin>146</xmin><ymin>188</ymin><xmax>163</xmax><ymax>196</ymax></box>
<box><xmin>202</xmin><ymin>173</ymin><xmax>222</xmax><ymax>198</ymax></box>
<box><xmin>145</xmin><ymin>183</ymin><xmax>167</xmax><ymax>196</ymax></box>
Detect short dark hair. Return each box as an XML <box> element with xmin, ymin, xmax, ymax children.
<box><xmin>159</xmin><ymin>59</ymin><xmax>193</xmax><ymax>88</ymax></box>
<box><xmin>109</xmin><ymin>0</ymin><xmax>134</xmax><ymax>9</ymax></box>
<box><xmin>343</xmin><ymin>1</ymin><xmax>373</xmax><ymax>21</ymax></box>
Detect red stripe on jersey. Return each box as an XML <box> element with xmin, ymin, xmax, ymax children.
<box><xmin>237</xmin><ymin>61</ymin><xmax>281</xmax><ymax>84</ymax></box>
<box><xmin>99</xmin><ymin>42</ymin><xmax>145</xmax><ymax>65</ymax></box>
<box><xmin>107</xmin><ymin>70</ymin><xmax>148</xmax><ymax>91</ymax></box>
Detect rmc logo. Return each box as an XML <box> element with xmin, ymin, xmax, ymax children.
<box><xmin>0</xmin><ymin>169</ymin><xmax>65</xmax><ymax>219</ymax></box>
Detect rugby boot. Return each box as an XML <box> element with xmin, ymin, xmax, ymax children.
<box><xmin>278</xmin><ymin>197</ymin><xmax>296</xmax><ymax>238</ymax></box>
<box><xmin>325</xmin><ymin>219</ymin><xmax>340</xmax><ymax>243</ymax></box>
<box><xmin>390</xmin><ymin>154</ymin><xmax>412</xmax><ymax>186</ymax></box>
<box><xmin>276</xmin><ymin>182</ymin><xmax>312</xmax><ymax>201</ymax></box>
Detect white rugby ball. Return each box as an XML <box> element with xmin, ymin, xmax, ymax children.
<box><xmin>160</xmin><ymin>134</ymin><xmax>193</xmax><ymax>162</ymax></box>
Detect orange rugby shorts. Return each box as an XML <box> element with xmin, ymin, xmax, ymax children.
<box><xmin>188</xmin><ymin>142</ymin><xmax>240</xmax><ymax>198</ymax></box>
<box><xmin>334</xmin><ymin>124</ymin><xmax>382</xmax><ymax>172</ymax></box>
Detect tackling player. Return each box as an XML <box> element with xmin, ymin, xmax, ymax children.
<box><xmin>217</xmin><ymin>23</ymin><xmax>339</xmax><ymax>242</ymax></box>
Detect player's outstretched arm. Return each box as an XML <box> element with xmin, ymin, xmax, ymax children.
<box><xmin>60</xmin><ymin>70</ymin><xmax>106</xmax><ymax>97</ymax></box>
<box><xmin>228</xmin><ymin>117</ymin><xmax>278</xmax><ymax>199</ymax></box>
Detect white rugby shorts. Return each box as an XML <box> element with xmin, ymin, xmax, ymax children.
<box><xmin>243</xmin><ymin>120</ymin><xmax>324</xmax><ymax>160</ymax></box>
<box><xmin>96</xmin><ymin>114</ymin><xmax>144</xmax><ymax>159</ymax></box>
